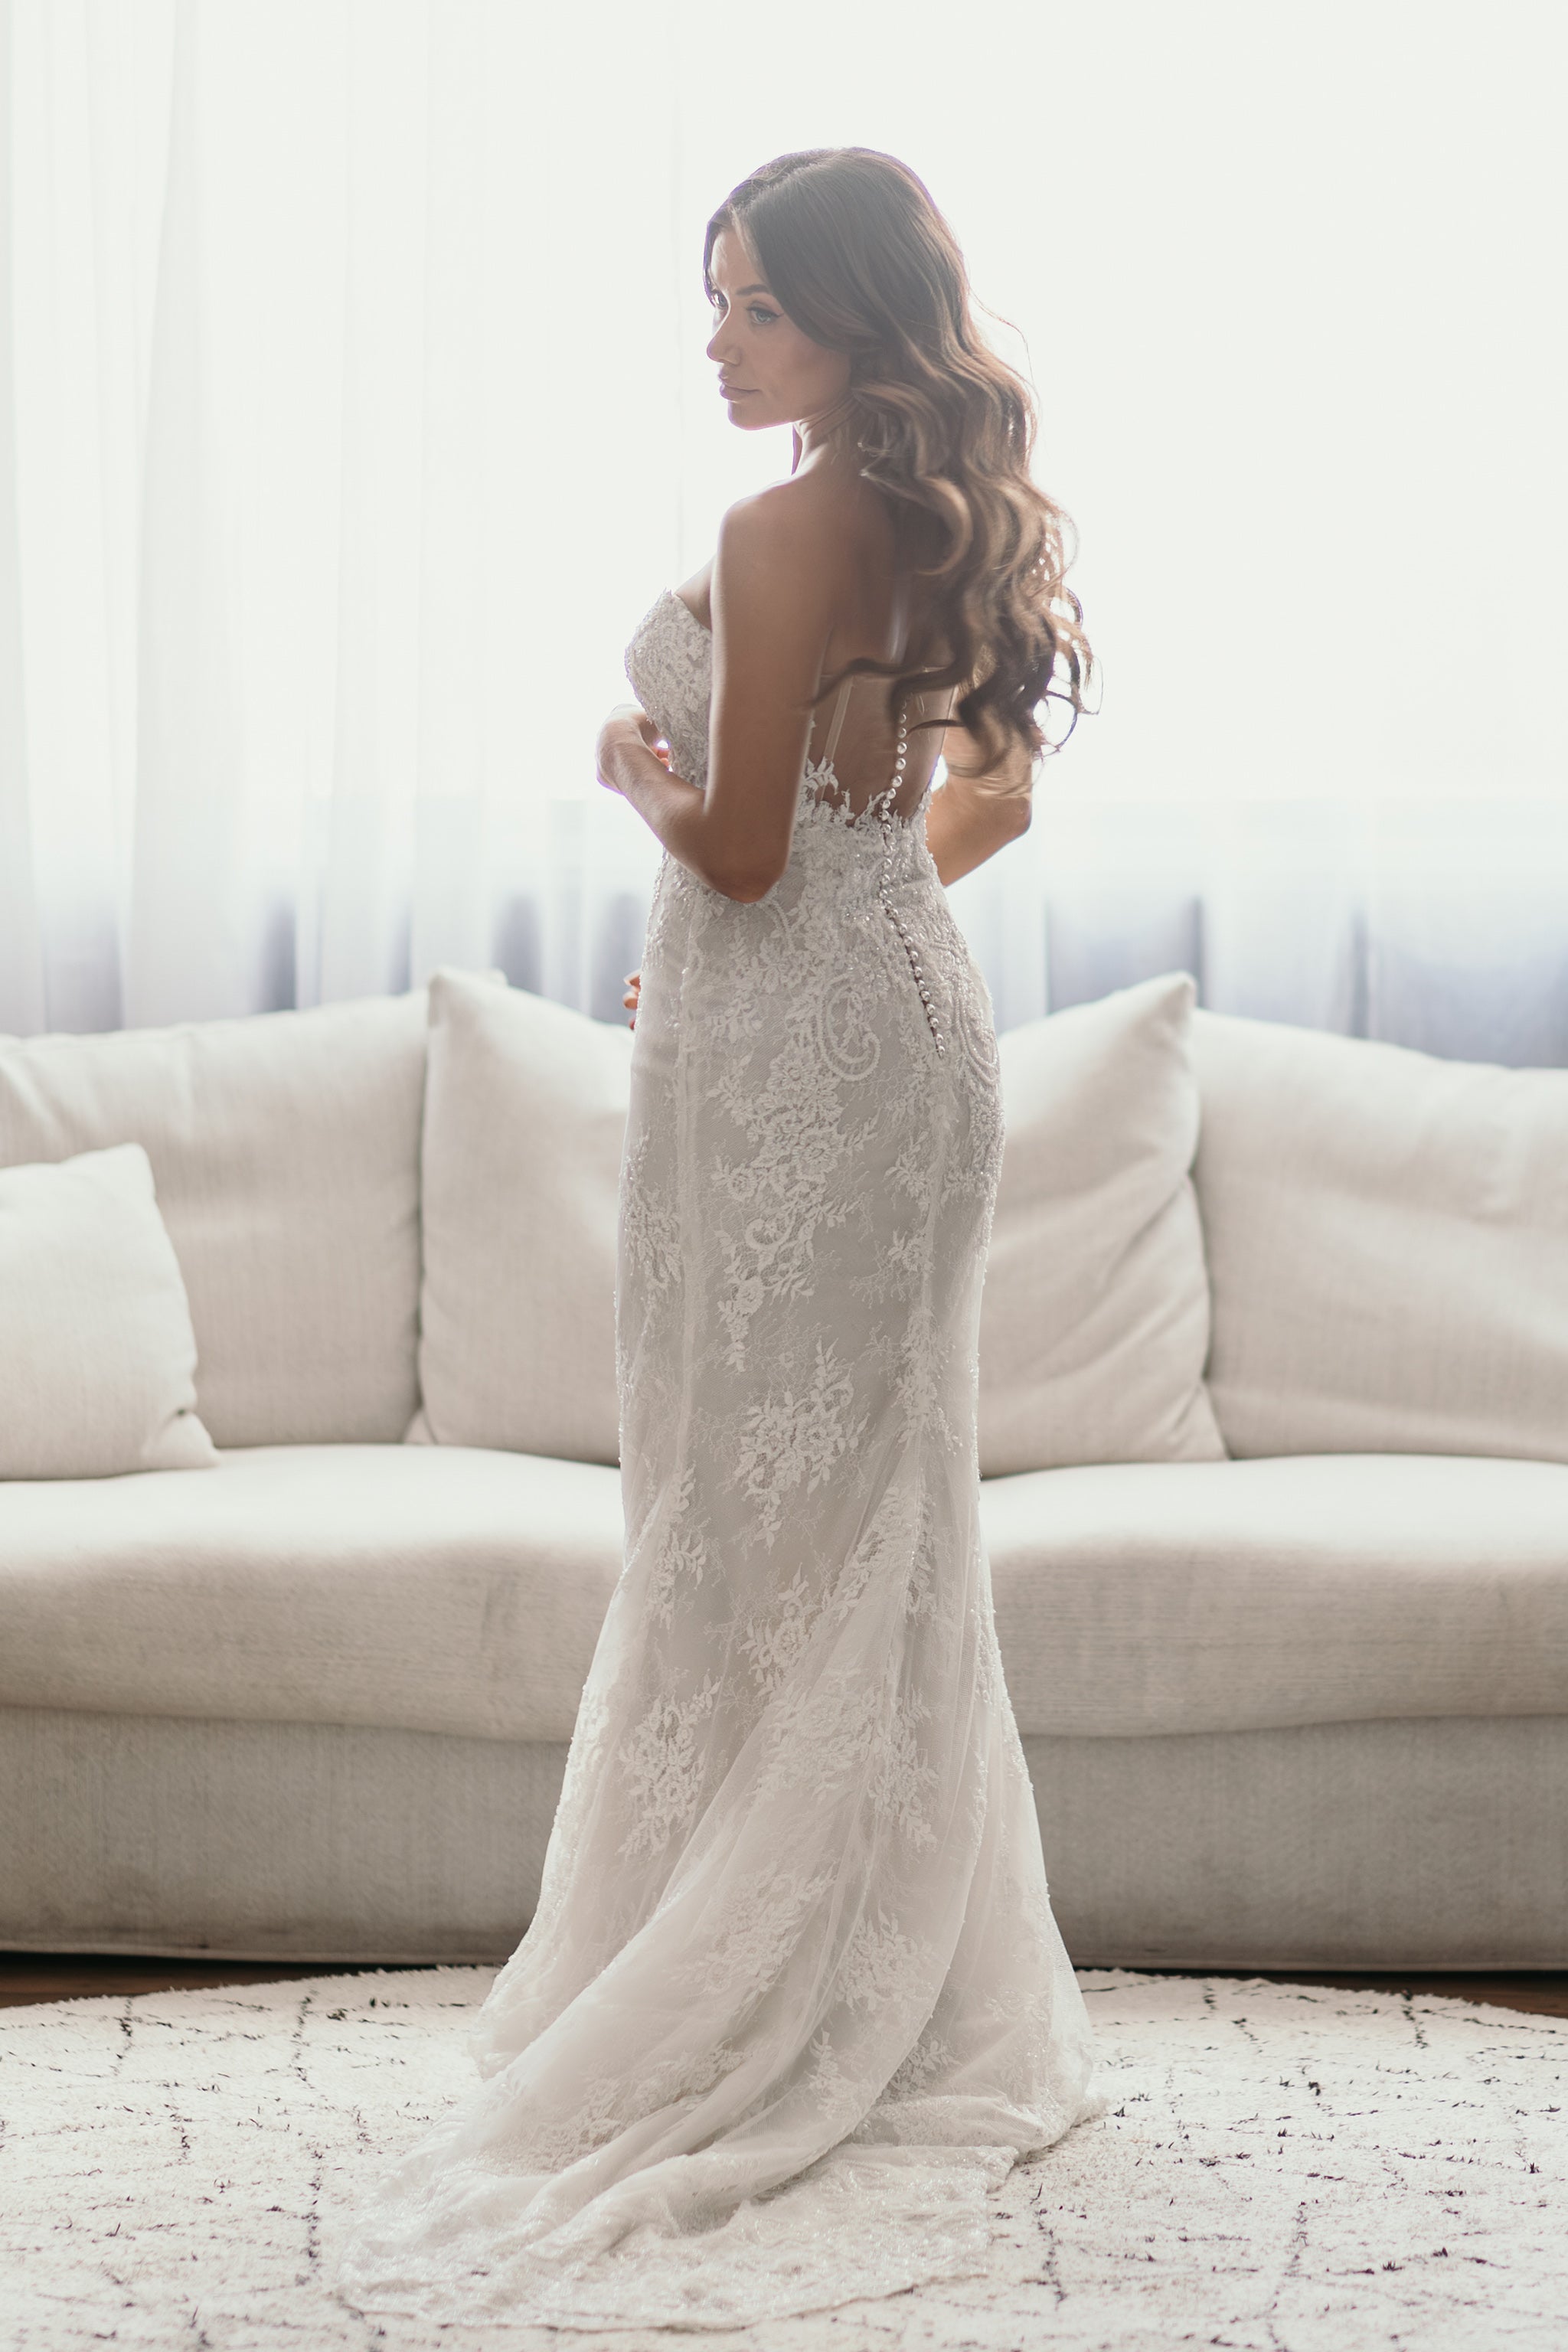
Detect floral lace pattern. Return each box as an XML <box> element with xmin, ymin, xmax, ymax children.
<box><xmin>332</xmin><ymin>584</ymin><xmax>1109</xmax><ymax>2334</ymax></box>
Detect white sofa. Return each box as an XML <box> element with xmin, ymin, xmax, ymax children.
<box><xmin>2</xmin><ymin>968</ymin><xmax>1564</xmax><ymax>1971</ymax></box>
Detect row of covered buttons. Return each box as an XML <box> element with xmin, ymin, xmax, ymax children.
<box><xmin>876</xmin><ymin>700</ymin><xmax>945</xmax><ymax>1056</ymax></box>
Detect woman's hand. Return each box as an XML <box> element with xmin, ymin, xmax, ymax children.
<box><xmin>939</xmin><ymin>710</ymin><xmax>1034</xmax><ymax>795</ymax></box>
<box><xmin>623</xmin><ymin>969</ymin><xmax>642</xmax><ymax>1029</ymax></box>
<box><xmin>596</xmin><ymin>704</ymin><xmax>670</xmax><ymax>795</ymax></box>
<box><xmin>927</xmin><ymin>709</ymin><xmax>1036</xmax><ymax>887</ymax></box>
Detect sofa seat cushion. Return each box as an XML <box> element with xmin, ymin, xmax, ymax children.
<box><xmin>986</xmin><ymin>1453</ymin><xmax>1568</xmax><ymax>1736</ymax></box>
<box><xmin>0</xmin><ymin>1445</ymin><xmax>623</xmax><ymax>1743</ymax></box>
<box><xmin>3</xmin><ymin>1448</ymin><xmax>1564</xmax><ymax>1747</ymax></box>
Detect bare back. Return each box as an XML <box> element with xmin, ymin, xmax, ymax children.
<box><xmin>674</xmin><ymin>457</ymin><xmax>956</xmax><ymax>826</ymax></box>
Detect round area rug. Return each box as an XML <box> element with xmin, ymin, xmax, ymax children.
<box><xmin>1</xmin><ymin>1965</ymin><xmax>1563</xmax><ymax>2351</ymax></box>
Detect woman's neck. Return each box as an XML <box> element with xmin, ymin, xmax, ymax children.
<box><xmin>792</xmin><ymin>398</ymin><xmax>858</xmax><ymax>475</ymax></box>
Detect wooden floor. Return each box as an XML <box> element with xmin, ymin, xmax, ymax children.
<box><xmin>3</xmin><ymin>1952</ymin><xmax>1565</xmax><ymax>2017</ymax></box>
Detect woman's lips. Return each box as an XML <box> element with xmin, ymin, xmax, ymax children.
<box><xmin>720</xmin><ymin>384</ymin><xmax>754</xmax><ymax>397</ymax></box>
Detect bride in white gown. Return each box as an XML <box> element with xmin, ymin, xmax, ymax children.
<box><xmin>333</xmin><ymin>145</ymin><xmax>1109</xmax><ymax>2333</ymax></box>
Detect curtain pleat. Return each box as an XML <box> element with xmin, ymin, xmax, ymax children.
<box><xmin>2</xmin><ymin>0</ymin><xmax>1565</xmax><ymax>1062</ymax></box>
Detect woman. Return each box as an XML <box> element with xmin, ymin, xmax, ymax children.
<box><xmin>333</xmin><ymin>145</ymin><xmax>1109</xmax><ymax>2334</ymax></box>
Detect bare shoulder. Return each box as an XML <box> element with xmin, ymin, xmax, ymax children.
<box><xmin>710</xmin><ymin>486</ymin><xmax>845</xmax><ymax>667</ymax></box>
<box><xmin>716</xmin><ymin>474</ymin><xmax>854</xmax><ymax>591</ymax></box>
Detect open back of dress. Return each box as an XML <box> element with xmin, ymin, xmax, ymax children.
<box><xmin>804</xmin><ymin>662</ymin><xmax>956</xmax><ymax>828</ymax></box>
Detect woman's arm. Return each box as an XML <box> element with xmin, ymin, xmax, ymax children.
<box><xmin>597</xmin><ymin>493</ymin><xmax>834</xmax><ymax>903</ymax></box>
<box><xmin>923</xmin><ymin>711</ymin><xmax>1035</xmax><ymax>886</ymax></box>
<box><xmin>595</xmin><ymin>711</ymin><xmax>715</xmax><ymax>880</ymax></box>
<box><xmin>617</xmin><ymin>695</ymin><xmax>1033</xmax><ymax>1024</ymax></box>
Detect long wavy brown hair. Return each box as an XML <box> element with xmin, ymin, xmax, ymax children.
<box><xmin>704</xmin><ymin>148</ymin><xmax>1093</xmax><ymax>766</ymax></box>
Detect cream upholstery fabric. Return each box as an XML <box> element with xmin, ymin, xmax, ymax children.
<box><xmin>0</xmin><ymin>1145</ymin><xmax>216</xmax><ymax>1478</ymax></box>
<box><xmin>984</xmin><ymin>1453</ymin><xmax>1568</xmax><ymax>1733</ymax></box>
<box><xmin>979</xmin><ymin>974</ymin><xmax>1225</xmax><ymax>1473</ymax></box>
<box><xmin>0</xmin><ymin>1444</ymin><xmax>622</xmax><ymax>1743</ymax></box>
<box><xmin>3</xmin><ymin>1446</ymin><xmax>1563</xmax><ymax>1743</ymax></box>
<box><xmin>408</xmin><ymin>971</ymin><xmax>632</xmax><ymax>1462</ymax></box>
<box><xmin>2</xmin><ymin>1707</ymin><xmax>1562</xmax><ymax>1970</ymax></box>
<box><xmin>1191</xmin><ymin>1008</ymin><xmax>1568</xmax><ymax>1462</ymax></box>
<box><xmin>0</xmin><ymin>1708</ymin><xmax>564</xmax><ymax>1964</ymax></box>
<box><xmin>1023</xmin><ymin>1715</ymin><xmax>1568</xmax><ymax>1970</ymax></box>
<box><xmin>411</xmin><ymin>969</ymin><xmax>1224</xmax><ymax>1474</ymax></box>
<box><xmin>0</xmin><ymin>992</ymin><xmax>430</xmax><ymax>1446</ymax></box>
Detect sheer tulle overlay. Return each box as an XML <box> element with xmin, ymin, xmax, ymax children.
<box><xmin>332</xmin><ymin>590</ymin><xmax>1110</xmax><ymax>2331</ymax></box>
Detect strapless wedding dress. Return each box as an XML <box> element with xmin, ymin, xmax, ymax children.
<box><xmin>332</xmin><ymin>586</ymin><xmax>1109</xmax><ymax>2333</ymax></box>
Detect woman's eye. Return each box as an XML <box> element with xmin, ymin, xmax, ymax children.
<box><xmin>709</xmin><ymin>298</ymin><xmax>778</xmax><ymax>328</ymax></box>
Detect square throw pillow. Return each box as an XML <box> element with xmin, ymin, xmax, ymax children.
<box><xmin>978</xmin><ymin>972</ymin><xmax>1227</xmax><ymax>1474</ymax></box>
<box><xmin>0</xmin><ymin>1142</ymin><xmax>217</xmax><ymax>1478</ymax></box>
<box><xmin>408</xmin><ymin>971</ymin><xmax>632</xmax><ymax>1462</ymax></box>
<box><xmin>0</xmin><ymin>990</ymin><xmax>429</xmax><ymax>1448</ymax></box>
<box><xmin>1191</xmin><ymin>1008</ymin><xmax>1568</xmax><ymax>1462</ymax></box>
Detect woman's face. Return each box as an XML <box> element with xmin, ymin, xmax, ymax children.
<box><xmin>704</xmin><ymin>227</ymin><xmax>851</xmax><ymax>435</ymax></box>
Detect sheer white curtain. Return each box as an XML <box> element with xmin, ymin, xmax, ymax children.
<box><xmin>3</xmin><ymin>0</ymin><xmax>1566</xmax><ymax>1056</ymax></box>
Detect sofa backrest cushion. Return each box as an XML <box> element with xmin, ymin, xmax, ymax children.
<box><xmin>1191</xmin><ymin>1008</ymin><xmax>1568</xmax><ymax>1462</ymax></box>
<box><xmin>979</xmin><ymin>972</ymin><xmax>1227</xmax><ymax>1474</ymax></box>
<box><xmin>0</xmin><ymin>991</ymin><xmax>428</xmax><ymax>1447</ymax></box>
<box><xmin>408</xmin><ymin>970</ymin><xmax>632</xmax><ymax>1463</ymax></box>
<box><xmin>0</xmin><ymin>1142</ymin><xmax>218</xmax><ymax>1478</ymax></box>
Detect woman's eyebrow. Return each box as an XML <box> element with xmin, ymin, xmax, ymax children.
<box><xmin>715</xmin><ymin>283</ymin><xmax>773</xmax><ymax>299</ymax></box>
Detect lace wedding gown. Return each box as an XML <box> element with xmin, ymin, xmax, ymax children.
<box><xmin>332</xmin><ymin>586</ymin><xmax>1109</xmax><ymax>2333</ymax></box>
